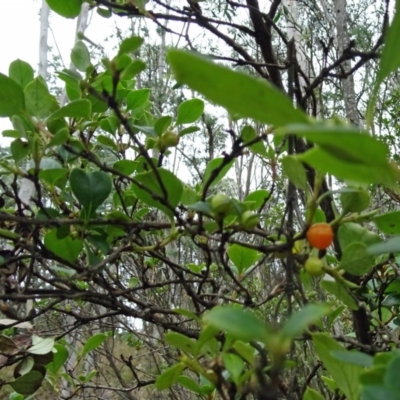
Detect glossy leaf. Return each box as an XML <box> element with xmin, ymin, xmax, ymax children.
<box><xmin>203</xmin><ymin>306</ymin><xmax>269</xmax><ymax>341</ymax></box>
<box><xmin>340</xmin><ymin>187</ymin><xmax>370</xmax><ymax>214</ymax></box>
<box><xmin>338</xmin><ymin>223</ymin><xmax>381</xmax><ymax>249</ymax></box>
<box><xmin>126</xmin><ymin>89</ymin><xmax>150</xmax><ymax>110</ymax></box>
<box><xmin>71</xmin><ymin>41</ymin><xmax>91</xmax><ymax>72</ymax></box>
<box><xmin>374</xmin><ymin>211</ymin><xmax>400</xmax><ymax>234</ymax></box>
<box><xmin>368</xmin><ymin>237</ymin><xmax>400</xmax><ymax>255</ymax></box>
<box><xmin>47</xmin><ymin>344</ymin><xmax>68</xmax><ymax>374</ymax></box>
<box><xmin>281</xmin><ymin>155</ymin><xmax>307</xmax><ymax>191</ymax></box>
<box><xmin>176</xmin><ymin>99</ymin><xmax>204</xmax><ymax>125</ymax></box>
<box><xmin>244</xmin><ymin>189</ymin><xmax>270</xmax><ymax>210</ymax></box>
<box><xmin>330</xmin><ymin>350</ymin><xmax>373</xmax><ymax>367</ymax></box>
<box><xmin>24</xmin><ymin>77</ymin><xmax>58</xmax><ymax>119</ymax></box>
<box><xmin>44</xmin><ymin>230</ymin><xmax>83</xmax><ymax>263</ymax></box>
<box><xmin>131</xmin><ymin>168</ymin><xmax>183</xmax><ymax>219</ymax></box>
<box><xmin>241</xmin><ymin>125</ymin><xmax>268</xmax><ymax>157</ymax></box>
<box><xmin>340</xmin><ymin>242</ymin><xmax>374</xmax><ymax>276</ymax></box>
<box><xmin>202</xmin><ymin>157</ymin><xmax>235</xmax><ymax>189</ymax></box>
<box><xmin>11</xmin><ymin>139</ymin><xmax>30</xmax><ymax>162</ymax></box>
<box><xmin>0</xmin><ymin>73</ymin><xmax>25</xmax><ymax>117</ymax></box>
<box><xmin>9</xmin><ymin>371</ymin><xmax>43</xmax><ymax>395</ymax></box>
<box><xmin>312</xmin><ymin>334</ymin><xmax>363</xmax><ymax>400</ymax></box>
<box><xmin>227</xmin><ymin>244</ymin><xmax>259</xmax><ymax>274</ymax></box>
<box><xmin>46</xmin><ymin>0</ymin><xmax>82</xmax><ymax>18</ymax></box>
<box><xmin>303</xmin><ymin>387</ymin><xmax>325</xmax><ymax>400</ymax></box>
<box><xmin>48</xmin><ymin>99</ymin><xmax>91</xmax><ymax>121</ymax></box>
<box><xmin>177</xmin><ymin>375</ymin><xmax>202</xmax><ymax>394</ymax></box>
<box><xmin>223</xmin><ymin>353</ymin><xmax>244</xmax><ymax>382</ymax></box>
<box><xmin>168</xmin><ymin>50</ymin><xmax>308</xmax><ymax>127</ymax></box>
<box><xmin>164</xmin><ymin>332</ymin><xmax>197</xmax><ymax>356</ymax></box>
<box><xmin>118</xmin><ymin>36</ymin><xmax>144</xmax><ymax>56</ymax></box>
<box><xmin>81</xmin><ymin>333</ymin><xmax>107</xmax><ymax>358</ymax></box>
<box><xmin>320</xmin><ymin>280</ymin><xmax>358</xmax><ymax>311</ymax></box>
<box><xmin>282</xmin><ymin>304</ymin><xmax>331</xmax><ymax>338</ymax></box>
<box><xmin>155</xmin><ymin>363</ymin><xmax>185</xmax><ymax>390</ymax></box>
<box><xmin>28</xmin><ymin>337</ymin><xmax>54</xmax><ymax>355</ymax></box>
<box><xmin>70</xmin><ymin>169</ymin><xmax>112</xmax><ymax>218</ymax></box>
<box><xmin>299</xmin><ymin>147</ymin><xmax>398</xmax><ymax>187</ymax></box>
<box><xmin>9</xmin><ymin>59</ymin><xmax>34</xmax><ymax>89</ymax></box>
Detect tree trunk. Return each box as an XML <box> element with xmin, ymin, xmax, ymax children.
<box><xmin>334</xmin><ymin>0</ymin><xmax>360</xmax><ymax>126</ymax></box>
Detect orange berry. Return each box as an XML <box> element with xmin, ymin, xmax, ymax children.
<box><xmin>306</xmin><ymin>223</ymin><xmax>334</xmax><ymax>250</ymax></box>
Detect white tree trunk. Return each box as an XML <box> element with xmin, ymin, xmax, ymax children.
<box><xmin>38</xmin><ymin>0</ymin><xmax>50</xmax><ymax>79</ymax></box>
<box><xmin>334</xmin><ymin>0</ymin><xmax>360</xmax><ymax>127</ymax></box>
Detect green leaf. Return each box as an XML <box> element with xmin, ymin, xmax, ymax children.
<box><xmin>81</xmin><ymin>333</ymin><xmax>107</xmax><ymax>358</ymax></box>
<box><xmin>11</xmin><ymin>139</ymin><xmax>30</xmax><ymax>162</ymax></box>
<box><xmin>9</xmin><ymin>59</ymin><xmax>34</xmax><ymax>89</ymax></box>
<box><xmin>47</xmin><ymin>344</ymin><xmax>69</xmax><ymax>374</ymax></box>
<box><xmin>374</xmin><ymin>211</ymin><xmax>400</xmax><ymax>234</ymax></box>
<box><xmin>361</xmin><ymin>386</ymin><xmax>396</xmax><ymax>400</ymax></box>
<box><xmin>303</xmin><ymin>387</ymin><xmax>325</xmax><ymax>400</ymax></box>
<box><xmin>203</xmin><ymin>306</ymin><xmax>269</xmax><ymax>341</ymax></box>
<box><xmin>368</xmin><ymin>237</ymin><xmax>400</xmax><ymax>255</ymax></box>
<box><xmin>222</xmin><ymin>353</ymin><xmax>244</xmax><ymax>383</ymax></box>
<box><xmin>176</xmin><ymin>99</ymin><xmax>204</xmax><ymax>125</ymax></box>
<box><xmin>168</xmin><ymin>50</ymin><xmax>308</xmax><ymax>127</ymax></box>
<box><xmin>312</xmin><ymin>333</ymin><xmax>363</xmax><ymax>400</ymax></box>
<box><xmin>320</xmin><ymin>280</ymin><xmax>359</xmax><ymax>311</ymax></box>
<box><xmin>97</xmin><ymin>135</ymin><xmax>117</xmax><ymax>150</ymax></box>
<box><xmin>177</xmin><ymin>375</ymin><xmax>202</xmax><ymax>394</ymax></box>
<box><xmin>227</xmin><ymin>244</ymin><xmax>259</xmax><ymax>274</ymax></box>
<box><xmin>154</xmin><ymin>116</ymin><xmax>173</xmax><ymax>136</ymax></box>
<box><xmin>338</xmin><ymin>223</ymin><xmax>381</xmax><ymax>249</ymax></box>
<box><xmin>240</xmin><ymin>125</ymin><xmax>268</xmax><ymax>157</ymax></box>
<box><xmin>100</xmin><ymin>116</ymin><xmax>118</xmax><ymax>135</ymax></box>
<box><xmin>232</xmin><ymin>341</ymin><xmax>255</xmax><ymax>365</ymax></box>
<box><xmin>121</xmin><ymin>60</ymin><xmax>146</xmax><ymax>80</ymax></box>
<box><xmin>131</xmin><ymin>168</ymin><xmax>183</xmax><ymax>220</ymax></box>
<box><xmin>71</xmin><ymin>41</ymin><xmax>91</xmax><ymax>72</ymax></box>
<box><xmin>28</xmin><ymin>337</ymin><xmax>54</xmax><ymax>355</ymax></box>
<box><xmin>155</xmin><ymin>363</ymin><xmax>185</xmax><ymax>390</ymax></box>
<box><xmin>46</xmin><ymin>0</ymin><xmax>82</xmax><ymax>18</ymax></box>
<box><xmin>340</xmin><ymin>187</ymin><xmax>370</xmax><ymax>214</ymax></box>
<box><xmin>44</xmin><ymin>230</ymin><xmax>83</xmax><ymax>263</ymax></box>
<box><xmin>164</xmin><ymin>332</ymin><xmax>197</xmax><ymax>356</ymax></box>
<box><xmin>0</xmin><ymin>73</ymin><xmax>25</xmax><ymax>117</ymax></box>
<box><xmin>244</xmin><ymin>189</ymin><xmax>270</xmax><ymax>210</ymax></box>
<box><xmin>384</xmin><ymin>355</ymin><xmax>400</xmax><ymax>391</ymax></box>
<box><xmin>48</xmin><ymin>99</ymin><xmax>91</xmax><ymax>121</ymax></box>
<box><xmin>70</xmin><ymin>169</ymin><xmax>112</xmax><ymax>218</ymax></box>
<box><xmin>113</xmin><ymin>160</ymin><xmax>138</xmax><ymax>175</ymax></box>
<box><xmin>39</xmin><ymin>169</ymin><xmax>68</xmax><ymax>186</ymax></box>
<box><xmin>24</xmin><ymin>77</ymin><xmax>58</xmax><ymax>119</ymax></box>
<box><xmin>281</xmin><ymin>155</ymin><xmax>308</xmax><ymax>191</ymax></box>
<box><xmin>340</xmin><ymin>242</ymin><xmax>374</xmax><ymax>276</ymax></box>
<box><xmin>202</xmin><ymin>157</ymin><xmax>235</xmax><ymax>189</ymax></box>
<box><xmin>118</xmin><ymin>36</ymin><xmax>144</xmax><ymax>56</ymax></box>
<box><xmin>375</xmin><ymin>2</ymin><xmax>400</xmax><ymax>89</ymax></box>
<box><xmin>282</xmin><ymin>304</ymin><xmax>331</xmax><ymax>338</ymax></box>
<box><xmin>299</xmin><ymin>147</ymin><xmax>398</xmax><ymax>187</ymax></box>
<box><xmin>9</xmin><ymin>371</ymin><xmax>43</xmax><ymax>395</ymax></box>
<box><xmin>47</xmin><ymin>128</ymin><xmax>70</xmax><ymax>147</ymax></box>
<box><xmin>126</xmin><ymin>89</ymin><xmax>150</xmax><ymax>110</ymax></box>
<box><xmin>281</xmin><ymin>124</ymin><xmax>388</xmax><ymax>167</ymax></box>
<box><xmin>330</xmin><ymin>350</ymin><xmax>373</xmax><ymax>367</ymax></box>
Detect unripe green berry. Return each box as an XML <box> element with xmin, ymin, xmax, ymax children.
<box><xmin>304</xmin><ymin>257</ymin><xmax>324</xmax><ymax>277</ymax></box>
<box><xmin>239</xmin><ymin>210</ymin><xmax>259</xmax><ymax>230</ymax></box>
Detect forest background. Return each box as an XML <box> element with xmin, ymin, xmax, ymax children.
<box><xmin>1</xmin><ymin>1</ymin><xmax>400</xmax><ymax>400</ymax></box>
